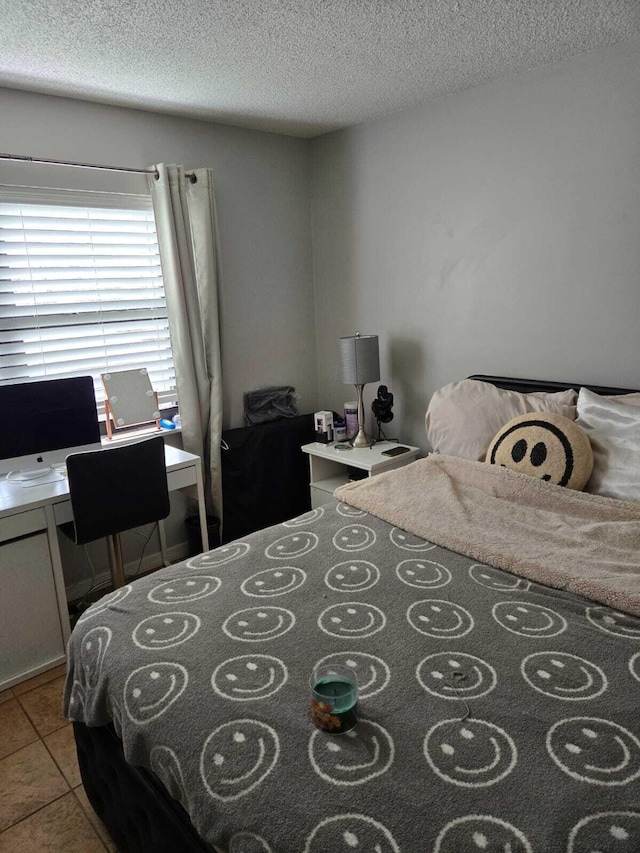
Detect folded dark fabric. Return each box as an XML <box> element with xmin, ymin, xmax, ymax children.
<box><xmin>244</xmin><ymin>385</ymin><xmax>299</xmax><ymax>425</ymax></box>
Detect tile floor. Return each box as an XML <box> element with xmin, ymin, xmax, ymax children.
<box><xmin>0</xmin><ymin>666</ymin><xmax>117</xmax><ymax>852</ymax></box>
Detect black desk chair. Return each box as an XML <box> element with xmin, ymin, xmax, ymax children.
<box><xmin>66</xmin><ymin>437</ymin><xmax>171</xmax><ymax>589</ymax></box>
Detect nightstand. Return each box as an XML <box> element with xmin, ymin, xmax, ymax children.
<box><xmin>301</xmin><ymin>441</ymin><xmax>421</xmax><ymax>509</ymax></box>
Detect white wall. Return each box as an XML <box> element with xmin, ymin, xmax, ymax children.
<box><xmin>4</xmin><ymin>37</ymin><xmax>640</xmax><ymax>592</ymax></box>
<box><xmin>310</xmin><ymin>39</ymin><xmax>640</xmax><ymax>450</ymax></box>
<box><xmin>0</xmin><ymin>87</ymin><xmax>318</xmax><ymax>429</ymax></box>
<box><xmin>0</xmin><ymin>87</ymin><xmax>317</xmax><ymax>593</ymax></box>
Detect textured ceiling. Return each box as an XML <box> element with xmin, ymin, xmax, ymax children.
<box><xmin>0</xmin><ymin>1</ymin><xmax>639</xmax><ymax>137</ymax></box>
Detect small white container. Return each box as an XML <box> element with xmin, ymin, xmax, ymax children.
<box><xmin>314</xmin><ymin>410</ymin><xmax>334</xmax><ymax>432</ymax></box>
<box><xmin>315</xmin><ymin>410</ymin><xmax>334</xmax><ymax>443</ymax></box>
<box><xmin>344</xmin><ymin>402</ymin><xmax>358</xmax><ymax>439</ymax></box>
<box><xmin>334</xmin><ymin>419</ymin><xmax>347</xmax><ymax>441</ymax></box>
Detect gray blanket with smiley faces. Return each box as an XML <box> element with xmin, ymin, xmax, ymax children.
<box><xmin>64</xmin><ymin>462</ymin><xmax>640</xmax><ymax>853</ymax></box>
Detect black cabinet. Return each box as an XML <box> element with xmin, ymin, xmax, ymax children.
<box><xmin>221</xmin><ymin>414</ymin><xmax>315</xmax><ymax>543</ymax></box>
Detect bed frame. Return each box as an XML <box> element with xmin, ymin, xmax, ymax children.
<box><xmin>467</xmin><ymin>374</ymin><xmax>635</xmax><ymax>397</ymax></box>
<box><xmin>73</xmin><ymin>374</ymin><xmax>638</xmax><ymax>853</ymax></box>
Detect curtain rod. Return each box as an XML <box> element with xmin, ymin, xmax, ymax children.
<box><xmin>0</xmin><ymin>153</ymin><xmax>197</xmax><ymax>182</ymax></box>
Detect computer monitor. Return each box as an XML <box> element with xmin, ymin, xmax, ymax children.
<box><xmin>0</xmin><ymin>376</ymin><xmax>102</xmax><ymax>479</ymax></box>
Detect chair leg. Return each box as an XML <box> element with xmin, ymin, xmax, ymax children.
<box><xmin>158</xmin><ymin>519</ymin><xmax>171</xmax><ymax>567</ymax></box>
<box><xmin>107</xmin><ymin>533</ymin><xmax>126</xmax><ymax>589</ymax></box>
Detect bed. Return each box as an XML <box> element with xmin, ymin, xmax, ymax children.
<box><xmin>65</xmin><ymin>376</ymin><xmax>640</xmax><ymax>853</ymax></box>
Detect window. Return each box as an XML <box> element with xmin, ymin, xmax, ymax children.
<box><xmin>0</xmin><ymin>188</ymin><xmax>176</xmax><ymax>416</ymax></box>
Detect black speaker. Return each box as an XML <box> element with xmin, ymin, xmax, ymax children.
<box><xmin>372</xmin><ymin>385</ymin><xmax>394</xmax><ymax>440</ymax></box>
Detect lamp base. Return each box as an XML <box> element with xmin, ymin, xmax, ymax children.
<box><xmin>349</xmin><ymin>384</ymin><xmax>376</xmax><ymax>448</ymax></box>
<box><xmin>351</xmin><ymin>428</ymin><xmax>375</xmax><ymax>448</ymax></box>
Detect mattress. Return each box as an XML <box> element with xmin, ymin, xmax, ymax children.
<box><xmin>65</xmin><ymin>466</ymin><xmax>640</xmax><ymax>853</ymax></box>
<box><xmin>73</xmin><ymin>720</ymin><xmax>213</xmax><ymax>852</ymax></box>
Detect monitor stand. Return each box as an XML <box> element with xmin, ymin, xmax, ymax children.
<box><xmin>8</xmin><ymin>466</ymin><xmax>54</xmax><ymax>482</ymax></box>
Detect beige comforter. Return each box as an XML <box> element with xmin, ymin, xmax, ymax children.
<box><xmin>335</xmin><ymin>454</ymin><xmax>640</xmax><ymax>615</ymax></box>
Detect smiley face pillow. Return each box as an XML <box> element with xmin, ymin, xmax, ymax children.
<box><xmin>486</xmin><ymin>412</ymin><xmax>594</xmax><ymax>490</ymax></box>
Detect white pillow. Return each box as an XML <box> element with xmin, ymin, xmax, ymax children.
<box><xmin>425</xmin><ymin>379</ymin><xmax>577</xmax><ymax>461</ymax></box>
<box><xmin>576</xmin><ymin>387</ymin><xmax>640</xmax><ymax>502</ymax></box>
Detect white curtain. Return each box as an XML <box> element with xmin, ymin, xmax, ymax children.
<box><xmin>149</xmin><ymin>164</ymin><xmax>223</xmax><ymax>521</ymax></box>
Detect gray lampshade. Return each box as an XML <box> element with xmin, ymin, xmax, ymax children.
<box><xmin>339</xmin><ymin>334</ymin><xmax>380</xmax><ymax>385</ymax></box>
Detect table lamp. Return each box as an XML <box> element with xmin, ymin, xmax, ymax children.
<box><xmin>338</xmin><ymin>332</ymin><xmax>380</xmax><ymax>448</ymax></box>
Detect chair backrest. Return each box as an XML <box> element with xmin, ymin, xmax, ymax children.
<box><xmin>66</xmin><ymin>436</ymin><xmax>170</xmax><ymax>545</ymax></box>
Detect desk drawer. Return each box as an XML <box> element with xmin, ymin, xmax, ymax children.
<box><xmin>0</xmin><ymin>531</ymin><xmax>65</xmax><ymax>689</ymax></box>
<box><xmin>167</xmin><ymin>466</ymin><xmax>196</xmax><ymax>491</ymax></box>
<box><xmin>0</xmin><ymin>507</ymin><xmax>47</xmax><ymax>544</ymax></box>
<box><xmin>53</xmin><ymin>501</ymin><xmax>73</xmax><ymax>526</ymax></box>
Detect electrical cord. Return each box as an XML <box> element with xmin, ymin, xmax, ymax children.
<box><xmin>82</xmin><ymin>543</ymin><xmax>97</xmax><ymax>594</ymax></box>
<box><xmin>127</xmin><ymin>523</ymin><xmax>159</xmax><ymax>578</ymax></box>
<box><xmin>6</xmin><ymin>468</ymin><xmax>54</xmax><ymax>482</ymax></box>
<box><xmin>73</xmin><ymin>544</ymin><xmax>111</xmax><ymax>616</ymax></box>
<box><xmin>72</xmin><ymin>523</ymin><xmax>160</xmax><ymax>614</ymax></box>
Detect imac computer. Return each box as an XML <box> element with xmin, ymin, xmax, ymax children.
<box><xmin>0</xmin><ymin>376</ymin><xmax>102</xmax><ymax>480</ymax></box>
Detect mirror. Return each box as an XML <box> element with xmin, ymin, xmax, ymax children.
<box><xmin>101</xmin><ymin>368</ymin><xmax>161</xmax><ymax>439</ymax></box>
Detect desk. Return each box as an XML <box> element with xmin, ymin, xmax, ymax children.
<box><xmin>0</xmin><ymin>445</ymin><xmax>209</xmax><ymax>691</ymax></box>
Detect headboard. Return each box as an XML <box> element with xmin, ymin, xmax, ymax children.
<box><xmin>468</xmin><ymin>375</ymin><xmax>637</xmax><ymax>397</ymax></box>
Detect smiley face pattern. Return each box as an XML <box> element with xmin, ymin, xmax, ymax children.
<box><xmin>63</xmin><ymin>498</ymin><xmax>640</xmax><ymax>853</ymax></box>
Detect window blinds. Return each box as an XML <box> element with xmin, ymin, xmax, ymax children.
<box><xmin>0</xmin><ymin>200</ymin><xmax>176</xmax><ymax>416</ymax></box>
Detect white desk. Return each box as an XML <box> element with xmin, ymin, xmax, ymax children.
<box><xmin>0</xmin><ymin>444</ymin><xmax>209</xmax><ymax>690</ymax></box>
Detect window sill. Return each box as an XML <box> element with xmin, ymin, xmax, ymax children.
<box><xmin>101</xmin><ymin>425</ymin><xmax>182</xmax><ymax>447</ymax></box>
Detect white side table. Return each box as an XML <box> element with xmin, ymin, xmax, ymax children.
<box><xmin>301</xmin><ymin>441</ymin><xmax>421</xmax><ymax>509</ymax></box>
